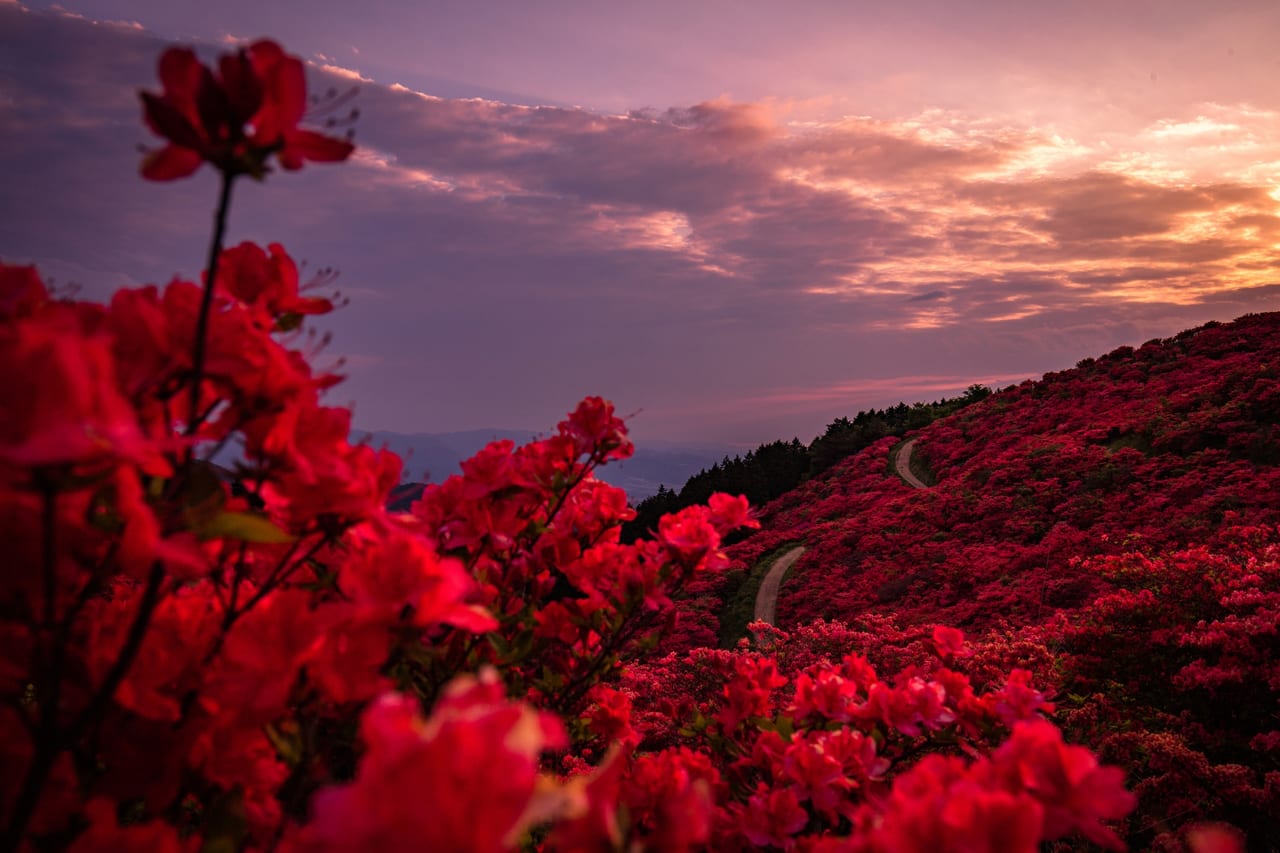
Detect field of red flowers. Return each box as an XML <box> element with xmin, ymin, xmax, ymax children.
<box><xmin>0</xmin><ymin>35</ymin><xmax>1267</xmax><ymax>853</ymax></box>
<box><xmin>670</xmin><ymin>313</ymin><xmax>1280</xmax><ymax>849</ymax></box>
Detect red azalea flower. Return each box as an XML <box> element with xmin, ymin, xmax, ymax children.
<box><xmin>0</xmin><ymin>262</ymin><xmax>49</xmax><ymax>320</ymax></box>
<box><xmin>245</xmin><ymin>40</ymin><xmax>356</xmax><ymax>170</ymax></box>
<box><xmin>657</xmin><ymin>505</ymin><xmax>723</xmax><ymax>570</ymax></box>
<box><xmin>706</xmin><ymin>492</ymin><xmax>759</xmax><ymax>535</ymax></box>
<box><xmin>583</xmin><ymin>685</ymin><xmax>638</xmax><ymax>745</ymax></box>
<box><xmin>559</xmin><ymin>396</ymin><xmax>634</xmax><ymax>462</ymax></box>
<box><xmin>619</xmin><ymin>748</ymin><xmax>719</xmax><ymax>851</ymax></box>
<box><xmin>993</xmin><ymin>720</ymin><xmax>1136</xmax><ymax>850</ymax></box>
<box><xmin>0</xmin><ymin>299</ymin><xmax>168</xmax><ymax>475</ymax></box>
<box><xmin>141</xmin><ymin>40</ymin><xmax>353</xmax><ymax>180</ymax></box>
<box><xmin>217</xmin><ymin>242</ymin><xmax>333</xmax><ymax>327</ymax></box>
<box><xmin>301</xmin><ymin>676</ymin><xmax>569</xmax><ymax>851</ymax></box>
<box><xmin>931</xmin><ymin>624</ymin><xmax>969</xmax><ymax>661</ymax></box>
<box><xmin>741</xmin><ymin>785</ymin><xmax>809</xmax><ymax>848</ymax></box>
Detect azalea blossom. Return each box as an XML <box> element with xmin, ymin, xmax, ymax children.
<box><xmin>140</xmin><ymin>40</ymin><xmax>353</xmax><ymax>180</ymax></box>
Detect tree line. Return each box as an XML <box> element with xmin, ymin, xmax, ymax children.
<box><xmin>622</xmin><ymin>384</ymin><xmax>992</xmax><ymax>542</ymax></box>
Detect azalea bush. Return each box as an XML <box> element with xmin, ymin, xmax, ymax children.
<box><xmin>1043</xmin><ymin>532</ymin><xmax>1280</xmax><ymax>849</ymax></box>
<box><xmin>0</xmin><ymin>37</ymin><xmax>1138</xmax><ymax>851</ymax></box>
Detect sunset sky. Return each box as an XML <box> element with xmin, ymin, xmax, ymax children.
<box><xmin>2</xmin><ymin>0</ymin><xmax>1279</xmax><ymax>445</ymax></box>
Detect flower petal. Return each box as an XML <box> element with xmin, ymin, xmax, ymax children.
<box><xmin>140</xmin><ymin>144</ymin><xmax>204</xmax><ymax>181</ymax></box>
<box><xmin>283</xmin><ymin>129</ymin><xmax>355</xmax><ymax>165</ymax></box>
<box><xmin>139</xmin><ymin>92</ymin><xmax>202</xmax><ymax>149</ymax></box>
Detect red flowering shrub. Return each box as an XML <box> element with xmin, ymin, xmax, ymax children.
<box><xmin>609</xmin><ymin>621</ymin><xmax>1133</xmax><ymax>851</ymax></box>
<box><xmin>0</xmin><ymin>35</ymin><xmax>1135</xmax><ymax>852</ymax></box>
<box><xmin>1041</xmin><ymin>533</ymin><xmax>1280</xmax><ymax>848</ymax></box>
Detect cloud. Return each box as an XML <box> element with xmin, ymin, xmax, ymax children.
<box><xmin>332</xmin><ymin>76</ymin><xmax>1279</xmax><ymax>325</ymax></box>
<box><xmin>314</xmin><ymin>62</ymin><xmax>373</xmax><ymax>83</ymax></box>
<box><xmin>2</xmin><ymin>4</ymin><xmax>1279</xmax><ymax>443</ymax></box>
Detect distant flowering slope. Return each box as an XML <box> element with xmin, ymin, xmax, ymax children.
<box><xmin>676</xmin><ymin>313</ymin><xmax>1280</xmax><ymax>848</ymax></box>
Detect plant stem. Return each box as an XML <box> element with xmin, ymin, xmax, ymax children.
<box><xmin>186</xmin><ymin>172</ymin><xmax>236</xmax><ymax>436</ymax></box>
<box><xmin>2</xmin><ymin>487</ymin><xmax>64</xmax><ymax>852</ymax></box>
<box><xmin>202</xmin><ymin>532</ymin><xmax>331</xmax><ymax>666</ymax></box>
<box><xmin>40</xmin><ymin>482</ymin><xmax>57</xmax><ymax>632</ymax></box>
<box><xmin>1</xmin><ymin>741</ymin><xmax>57</xmax><ymax>852</ymax></box>
<box><xmin>1</xmin><ymin>562</ymin><xmax>167</xmax><ymax>849</ymax></box>
<box><xmin>67</xmin><ymin>560</ymin><xmax>167</xmax><ymax>742</ymax></box>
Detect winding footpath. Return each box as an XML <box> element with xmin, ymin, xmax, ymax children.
<box><xmin>751</xmin><ymin>438</ymin><xmax>930</xmax><ymax>625</ymax></box>
<box><xmin>892</xmin><ymin>438</ymin><xmax>930</xmax><ymax>489</ymax></box>
<box><xmin>753</xmin><ymin>545</ymin><xmax>806</xmax><ymax>625</ymax></box>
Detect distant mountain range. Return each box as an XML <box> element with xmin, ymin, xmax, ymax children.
<box><xmin>355</xmin><ymin>427</ymin><xmax>733</xmax><ymax>502</ymax></box>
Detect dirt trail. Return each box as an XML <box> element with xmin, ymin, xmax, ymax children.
<box><xmin>753</xmin><ymin>546</ymin><xmax>806</xmax><ymax>625</ymax></box>
<box><xmin>752</xmin><ymin>441</ymin><xmax>926</xmax><ymax>626</ymax></box>
<box><xmin>892</xmin><ymin>438</ymin><xmax>929</xmax><ymax>489</ymax></box>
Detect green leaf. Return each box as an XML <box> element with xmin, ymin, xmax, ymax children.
<box><xmin>147</xmin><ymin>475</ymin><xmax>167</xmax><ymax>499</ymax></box>
<box><xmin>200</xmin><ymin>511</ymin><xmax>294</xmax><ymax>544</ymax></box>
<box><xmin>265</xmin><ymin>721</ymin><xmax>303</xmax><ymax>767</ymax></box>
<box><xmin>487</xmin><ymin>634</ymin><xmax>511</xmax><ymax>660</ymax></box>
<box><xmin>302</xmin><ymin>566</ymin><xmax>340</xmax><ymax>592</ymax></box>
<box><xmin>539</xmin><ymin>667</ymin><xmax>565</xmax><ymax>692</ymax></box>
<box><xmin>502</xmin><ymin>629</ymin><xmax>536</xmax><ymax>664</ymax></box>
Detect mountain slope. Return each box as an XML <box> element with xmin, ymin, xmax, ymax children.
<box><xmin>673</xmin><ymin>311</ymin><xmax>1280</xmax><ymax>848</ymax></box>
<box><xmin>748</xmin><ymin>312</ymin><xmax>1280</xmax><ymax>633</ymax></box>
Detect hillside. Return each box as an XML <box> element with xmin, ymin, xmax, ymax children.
<box><xmin>666</xmin><ymin>312</ymin><xmax>1280</xmax><ymax>849</ymax></box>
<box><xmin>744</xmin><ymin>312</ymin><xmax>1280</xmax><ymax>631</ymax></box>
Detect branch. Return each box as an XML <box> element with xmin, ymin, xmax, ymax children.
<box><xmin>185</xmin><ymin>172</ymin><xmax>236</xmax><ymax>436</ymax></box>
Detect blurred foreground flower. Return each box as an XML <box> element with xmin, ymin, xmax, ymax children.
<box><xmin>140</xmin><ymin>40</ymin><xmax>353</xmax><ymax>180</ymax></box>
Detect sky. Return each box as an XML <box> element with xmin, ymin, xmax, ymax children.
<box><xmin>2</xmin><ymin>1</ymin><xmax>1279</xmax><ymax>446</ymax></box>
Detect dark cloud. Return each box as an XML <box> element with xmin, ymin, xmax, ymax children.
<box><xmin>790</xmin><ymin>121</ymin><xmax>1015</xmax><ymax>184</ymax></box>
<box><xmin>960</xmin><ymin>173</ymin><xmax>1276</xmax><ymax>245</ymax></box>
